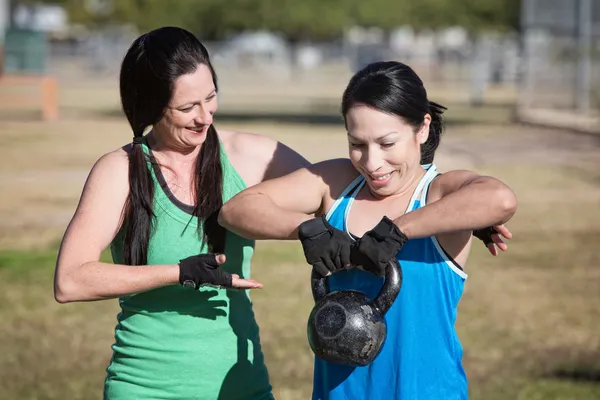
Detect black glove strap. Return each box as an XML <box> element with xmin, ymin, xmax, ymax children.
<box><xmin>369</xmin><ymin>216</ymin><xmax>408</xmax><ymax>246</ymax></box>
<box><xmin>298</xmin><ymin>216</ymin><xmax>330</xmax><ymax>240</ymax></box>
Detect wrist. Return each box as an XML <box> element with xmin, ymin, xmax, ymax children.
<box><xmin>391</xmin><ymin>215</ymin><xmax>411</xmax><ymax>240</ymax></box>
<box><xmin>172</xmin><ymin>263</ymin><xmax>185</xmax><ymax>286</ymax></box>
<box><xmin>296</xmin><ymin>214</ymin><xmax>323</xmax><ymax>240</ymax></box>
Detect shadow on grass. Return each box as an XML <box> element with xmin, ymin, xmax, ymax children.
<box><xmin>553</xmin><ymin>367</ymin><xmax>600</xmax><ymax>384</ymax></box>
<box><xmin>91</xmin><ymin>101</ymin><xmax>515</xmax><ymax>127</ymax></box>
<box><xmin>0</xmin><ymin>98</ymin><xmax>517</xmax><ymax>127</ymax></box>
<box><xmin>545</xmin><ymin>349</ymin><xmax>600</xmax><ymax>385</ymax></box>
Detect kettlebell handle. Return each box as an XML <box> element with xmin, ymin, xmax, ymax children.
<box><xmin>311</xmin><ymin>270</ymin><xmax>329</xmax><ymax>301</ymax></box>
<box><xmin>371</xmin><ymin>258</ymin><xmax>402</xmax><ymax>314</ymax></box>
<box><xmin>310</xmin><ymin>259</ymin><xmax>402</xmax><ymax>315</ymax></box>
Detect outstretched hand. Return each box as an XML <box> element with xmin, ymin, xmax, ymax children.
<box><xmin>179</xmin><ymin>253</ymin><xmax>263</xmax><ymax>290</ymax></box>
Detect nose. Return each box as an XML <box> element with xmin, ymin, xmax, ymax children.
<box><xmin>195</xmin><ymin>105</ymin><xmax>213</xmax><ymax>126</ymax></box>
<box><xmin>362</xmin><ymin>146</ymin><xmax>383</xmax><ymax>174</ymax></box>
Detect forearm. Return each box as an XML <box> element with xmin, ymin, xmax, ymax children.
<box><xmin>55</xmin><ymin>261</ymin><xmax>179</xmax><ymax>303</ymax></box>
<box><xmin>394</xmin><ymin>179</ymin><xmax>517</xmax><ymax>239</ymax></box>
<box><xmin>219</xmin><ymin>192</ymin><xmax>312</xmax><ymax>240</ymax></box>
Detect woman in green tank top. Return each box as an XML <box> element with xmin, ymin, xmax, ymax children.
<box><xmin>53</xmin><ymin>27</ymin><xmax>309</xmax><ymax>400</ymax></box>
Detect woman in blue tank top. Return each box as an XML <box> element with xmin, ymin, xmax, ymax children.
<box><xmin>220</xmin><ymin>61</ymin><xmax>518</xmax><ymax>399</ymax></box>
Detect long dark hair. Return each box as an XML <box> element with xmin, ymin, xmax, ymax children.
<box><xmin>119</xmin><ymin>26</ymin><xmax>224</xmax><ymax>265</ymax></box>
<box><xmin>341</xmin><ymin>61</ymin><xmax>447</xmax><ymax>164</ymax></box>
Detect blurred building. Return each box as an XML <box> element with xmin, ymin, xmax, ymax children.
<box><xmin>518</xmin><ymin>0</ymin><xmax>600</xmax><ymax>132</ymax></box>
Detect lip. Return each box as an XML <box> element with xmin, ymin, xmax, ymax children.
<box><xmin>368</xmin><ymin>171</ymin><xmax>394</xmax><ymax>186</ymax></box>
<box><xmin>186</xmin><ymin>126</ymin><xmax>208</xmax><ymax>134</ymax></box>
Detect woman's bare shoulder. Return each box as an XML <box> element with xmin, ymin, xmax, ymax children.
<box><xmin>94</xmin><ymin>145</ymin><xmax>130</xmax><ymax>171</ymax></box>
<box><xmin>310</xmin><ymin>158</ymin><xmax>362</xmax><ymax>214</ymax></box>
<box><xmin>309</xmin><ymin>158</ymin><xmax>359</xmax><ymax>181</ymax></box>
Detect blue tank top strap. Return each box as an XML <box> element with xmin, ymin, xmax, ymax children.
<box><xmin>418</xmin><ymin>164</ymin><xmax>441</xmax><ymax>206</ymax></box>
<box><xmin>341</xmin><ymin>179</ymin><xmax>366</xmax><ymax>233</ymax></box>
<box><xmin>325</xmin><ymin>175</ymin><xmax>364</xmax><ymax>220</ymax></box>
<box><xmin>410</xmin><ymin>165</ymin><xmax>467</xmax><ymax>279</ymax></box>
<box><xmin>406</xmin><ymin>164</ymin><xmax>439</xmax><ymax>212</ymax></box>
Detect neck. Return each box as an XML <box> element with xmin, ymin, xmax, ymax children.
<box><xmin>366</xmin><ymin>166</ymin><xmax>426</xmax><ymax>201</ymax></box>
<box><xmin>146</xmin><ymin>130</ymin><xmax>202</xmax><ymax>167</ymax></box>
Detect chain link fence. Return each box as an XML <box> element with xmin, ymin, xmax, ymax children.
<box><xmin>519</xmin><ymin>0</ymin><xmax>600</xmax><ymax>117</ymax></box>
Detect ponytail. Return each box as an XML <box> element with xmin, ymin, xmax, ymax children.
<box><xmin>122</xmin><ymin>135</ymin><xmax>155</xmax><ymax>266</ymax></box>
<box><xmin>194</xmin><ymin>125</ymin><xmax>225</xmax><ymax>254</ymax></box>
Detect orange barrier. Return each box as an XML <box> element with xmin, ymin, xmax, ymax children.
<box><xmin>0</xmin><ymin>75</ymin><xmax>59</xmax><ymax>121</ymax></box>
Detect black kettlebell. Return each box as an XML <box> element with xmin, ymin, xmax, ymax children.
<box><xmin>306</xmin><ymin>259</ymin><xmax>402</xmax><ymax>367</ymax></box>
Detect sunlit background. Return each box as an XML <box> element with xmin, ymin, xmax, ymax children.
<box><xmin>0</xmin><ymin>1</ymin><xmax>599</xmax><ymax>399</ymax></box>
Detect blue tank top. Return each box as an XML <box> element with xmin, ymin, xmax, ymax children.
<box><xmin>312</xmin><ymin>164</ymin><xmax>468</xmax><ymax>400</ymax></box>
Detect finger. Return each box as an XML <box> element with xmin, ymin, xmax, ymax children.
<box><xmin>340</xmin><ymin>245</ymin><xmax>352</xmax><ymax>269</ymax></box>
<box><xmin>322</xmin><ymin>257</ymin><xmax>337</xmax><ymax>274</ymax></box>
<box><xmin>493</xmin><ymin>236</ymin><xmax>508</xmax><ymax>252</ymax></box>
<box><xmin>333</xmin><ymin>251</ymin><xmax>345</xmax><ymax>272</ymax></box>
<box><xmin>497</xmin><ymin>242</ymin><xmax>508</xmax><ymax>252</ymax></box>
<box><xmin>494</xmin><ymin>224</ymin><xmax>512</xmax><ymax>240</ymax></box>
<box><xmin>231</xmin><ymin>276</ymin><xmax>263</xmax><ymax>289</ymax></box>
<box><xmin>312</xmin><ymin>261</ymin><xmax>330</xmax><ymax>277</ymax></box>
<box><xmin>487</xmin><ymin>242</ymin><xmax>498</xmax><ymax>256</ymax></box>
<box><xmin>215</xmin><ymin>254</ymin><xmax>227</xmax><ymax>264</ymax></box>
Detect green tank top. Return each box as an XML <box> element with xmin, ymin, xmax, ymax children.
<box><xmin>104</xmin><ymin>140</ymin><xmax>273</xmax><ymax>400</ymax></box>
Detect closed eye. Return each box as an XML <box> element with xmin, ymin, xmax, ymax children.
<box><xmin>349</xmin><ymin>142</ymin><xmax>365</xmax><ymax>148</ymax></box>
<box><xmin>381</xmin><ymin>142</ymin><xmax>395</xmax><ymax>148</ymax></box>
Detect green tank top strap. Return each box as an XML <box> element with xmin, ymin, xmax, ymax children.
<box><xmin>137</xmin><ymin>136</ymin><xmax>247</xmax><ymax>227</ymax></box>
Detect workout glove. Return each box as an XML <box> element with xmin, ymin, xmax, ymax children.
<box><xmin>351</xmin><ymin>216</ymin><xmax>408</xmax><ymax>277</ymax></box>
<box><xmin>179</xmin><ymin>254</ymin><xmax>232</xmax><ymax>290</ymax></box>
<box><xmin>473</xmin><ymin>226</ymin><xmax>498</xmax><ymax>246</ymax></box>
<box><xmin>298</xmin><ymin>216</ymin><xmax>353</xmax><ymax>277</ymax></box>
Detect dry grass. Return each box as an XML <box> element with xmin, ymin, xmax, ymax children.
<box><xmin>1</xmin><ymin>79</ymin><xmax>599</xmax><ymax>399</ymax></box>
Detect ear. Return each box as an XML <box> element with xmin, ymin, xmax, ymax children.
<box><xmin>418</xmin><ymin>114</ymin><xmax>431</xmax><ymax>144</ymax></box>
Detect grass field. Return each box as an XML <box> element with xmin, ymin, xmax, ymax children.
<box><xmin>1</xmin><ymin>77</ymin><xmax>599</xmax><ymax>399</ymax></box>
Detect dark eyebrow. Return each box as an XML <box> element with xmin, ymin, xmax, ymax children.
<box><xmin>174</xmin><ymin>88</ymin><xmax>217</xmax><ymax>108</ymax></box>
<box><xmin>205</xmin><ymin>88</ymin><xmax>217</xmax><ymax>99</ymax></box>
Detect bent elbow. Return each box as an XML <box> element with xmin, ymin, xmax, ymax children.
<box><xmin>498</xmin><ymin>188</ymin><xmax>518</xmax><ymax>221</ymax></box>
<box><xmin>54</xmin><ymin>285</ymin><xmax>72</xmax><ymax>304</ymax></box>
<box><xmin>54</xmin><ymin>277</ymin><xmax>80</xmax><ymax>304</ymax></box>
<box><xmin>218</xmin><ymin>201</ymin><xmax>236</xmax><ymax>228</ymax></box>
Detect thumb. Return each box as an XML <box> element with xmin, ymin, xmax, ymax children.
<box><xmin>215</xmin><ymin>254</ymin><xmax>227</xmax><ymax>264</ymax></box>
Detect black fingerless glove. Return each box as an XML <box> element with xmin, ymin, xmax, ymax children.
<box><xmin>298</xmin><ymin>216</ymin><xmax>353</xmax><ymax>277</ymax></box>
<box><xmin>179</xmin><ymin>254</ymin><xmax>232</xmax><ymax>290</ymax></box>
<box><xmin>473</xmin><ymin>226</ymin><xmax>498</xmax><ymax>246</ymax></box>
<box><xmin>351</xmin><ymin>216</ymin><xmax>408</xmax><ymax>277</ymax></box>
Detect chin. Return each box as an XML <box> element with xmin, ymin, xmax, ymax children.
<box><xmin>366</xmin><ymin>182</ymin><xmax>395</xmax><ymax>198</ymax></box>
<box><xmin>362</xmin><ymin>171</ymin><xmax>401</xmax><ymax>198</ymax></box>
<box><xmin>183</xmin><ymin>131</ymin><xmax>209</xmax><ymax>145</ymax></box>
